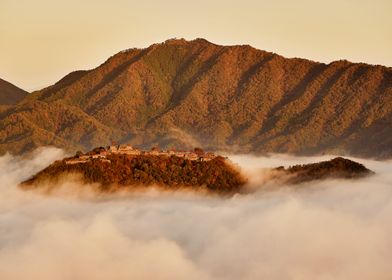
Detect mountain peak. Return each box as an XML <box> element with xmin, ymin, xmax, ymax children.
<box><xmin>0</xmin><ymin>40</ymin><xmax>391</xmax><ymax>158</ymax></box>
<box><xmin>0</xmin><ymin>78</ymin><xmax>27</xmax><ymax>105</ymax></box>
<box><xmin>163</xmin><ymin>37</ymin><xmax>191</xmax><ymax>45</ymax></box>
<box><xmin>162</xmin><ymin>37</ymin><xmax>213</xmax><ymax>45</ymax></box>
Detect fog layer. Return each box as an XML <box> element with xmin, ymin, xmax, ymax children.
<box><xmin>0</xmin><ymin>149</ymin><xmax>391</xmax><ymax>280</ymax></box>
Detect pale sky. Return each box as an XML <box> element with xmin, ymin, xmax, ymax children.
<box><xmin>0</xmin><ymin>0</ymin><xmax>391</xmax><ymax>91</ymax></box>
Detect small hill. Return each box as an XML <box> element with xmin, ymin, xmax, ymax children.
<box><xmin>0</xmin><ymin>78</ymin><xmax>27</xmax><ymax>105</ymax></box>
<box><xmin>21</xmin><ymin>147</ymin><xmax>247</xmax><ymax>194</ymax></box>
<box><xmin>1</xmin><ymin>38</ymin><xmax>391</xmax><ymax>157</ymax></box>
<box><xmin>274</xmin><ymin>157</ymin><xmax>374</xmax><ymax>184</ymax></box>
<box><xmin>21</xmin><ymin>147</ymin><xmax>373</xmax><ymax>194</ymax></box>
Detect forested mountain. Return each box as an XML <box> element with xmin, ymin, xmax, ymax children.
<box><xmin>0</xmin><ymin>78</ymin><xmax>26</xmax><ymax>105</ymax></box>
<box><xmin>1</xmin><ymin>39</ymin><xmax>391</xmax><ymax>157</ymax></box>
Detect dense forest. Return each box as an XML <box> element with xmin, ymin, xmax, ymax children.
<box><xmin>275</xmin><ymin>157</ymin><xmax>374</xmax><ymax>184</ymax></box>
<box><xmin>1</xmin><ymin>39</ymin><xmax>391</xmax><ymax>158</ymax></box>
<box><xmin>22</xmin><ymin>154</ymin><xmax>247</xmax><ymax>194</ymax></box>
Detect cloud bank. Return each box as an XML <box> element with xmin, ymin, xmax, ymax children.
<box><xmin>0</xmin><ymin>149</ymin><xmax>391</xmax><ymax>280</ymax></box>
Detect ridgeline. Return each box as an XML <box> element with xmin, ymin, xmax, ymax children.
<box><xmin>0</xmin><ymin>38</ymin><xmax>391</xmax><ymax>158</ymax></box>
<box><xmin>21</xmin><ymin>146</ymin><xmax>247</xmax><ymax>194</ymax></box>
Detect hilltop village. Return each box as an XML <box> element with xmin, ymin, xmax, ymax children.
<box><xmin>65</xmin><ymin>145</ymin><xmax>218</xmax><ymax>165</ymax></box>
<box><xmin>23</xmin><ymin>145</ymin><xmax>245</xmax><ymax>193</ymax></box>
<box><xmin>22</xmin><ymin>146</ymin><xmax>372</xmax><ymax>194</ymax></box>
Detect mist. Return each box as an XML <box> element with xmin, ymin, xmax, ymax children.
<box><xmin>0</xmin><ymin>148</ymin><xmax>391</xmax><ymax>280</ymax></box>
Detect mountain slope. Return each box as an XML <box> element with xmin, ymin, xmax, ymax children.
<box><xmin>0</xmin><ymin>78</ymin><xmax>27</xmax><ymax>105</ymax></box>
<box><xmin>1</xmin><ymin>38</ymin><xmax>392</xmax><ymax>157</ymax></box>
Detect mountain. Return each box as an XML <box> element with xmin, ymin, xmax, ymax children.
<box><xmin>21</xmin><ymin>147</ymin><xmax>246</xmax><ymax>194</ymax></box>
<box><xmin>273</xmin><ymin>157</ymin><xmax>374</xmax><ymax>185</ymax></box>
<box><xmin>1</xmin><ymin>38</ymin><xmax>391</xmax><ymax>157</ymax></box>
<box><xmin>21</xmin><ymin>148</ymin><xmax>371</xmax><ymax>194</ymax></box>
<box><xmin>0</xmin><ymin>78</ymin><xmax>26</xmax><ymax>105</ymax></box>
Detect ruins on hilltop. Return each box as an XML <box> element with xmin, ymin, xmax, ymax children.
<box><xmin>65</xmin><ymin>145</ymin><xmax>217</xmax><ymax>165</ymax></box>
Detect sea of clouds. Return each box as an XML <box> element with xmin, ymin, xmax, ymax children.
<box><xmin>0</xmin><ymin>148</ymin><xmax>391</xmax><ymax>280</ymax></box>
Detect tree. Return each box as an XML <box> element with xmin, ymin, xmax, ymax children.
<box><xmin>151</xmin><ymin>146</ymin><xmax>160</xmax><ymax>152</ymax></box>
<box><xmin>75</xmin><ymin>151</ymin><xmax>83</xmax><ymax>157</ymax></box>
<box><xmin>194</xmin><ymin>147</ymin><xmax>204</xmax><ymax>155</ymax></box>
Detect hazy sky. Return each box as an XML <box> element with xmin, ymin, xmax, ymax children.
<box><xmin>1</xmin><ymin>0</ymin><xmax>391</xmax><ymax>91</ymax></box>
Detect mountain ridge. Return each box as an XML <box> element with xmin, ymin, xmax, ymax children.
<box><xmin>1</xmin><ymin>38</ymin><xmax>391</xmax><ymax>157</ymax></box>
<box><xmin>0</xmin><ymin>78</ymin><xmax>27</xmax><ymax>106</ymax></box>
